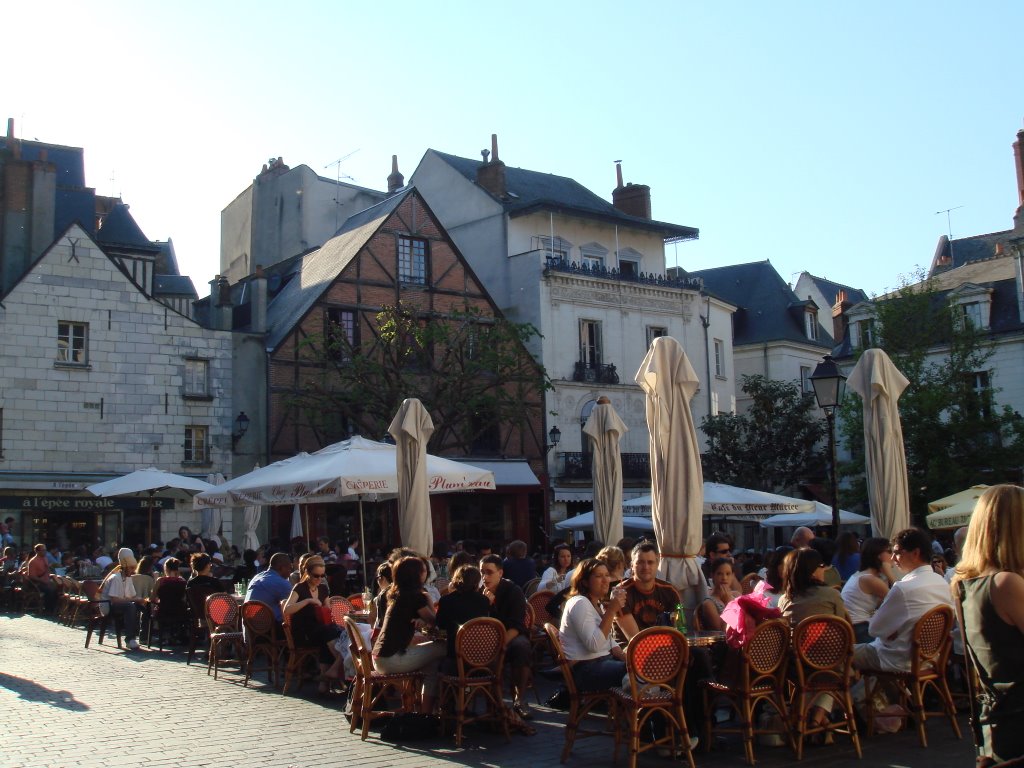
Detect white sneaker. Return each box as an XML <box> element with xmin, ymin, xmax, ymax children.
<box><xmin>127</xmin><ymin>638</ymin><xmax>140</xmax><ymax>650</ymax></box>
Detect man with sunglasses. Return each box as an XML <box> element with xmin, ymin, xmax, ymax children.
<box><xmin>852</xmin><ymin>527</ymin><xmax>953</xmax><ymax>672</ymax></box>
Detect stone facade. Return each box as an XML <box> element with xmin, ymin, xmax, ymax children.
<box><xmin>0</xmin><ymin>224</ymin><xmax>234</xmax><ymax>551</ymax></box>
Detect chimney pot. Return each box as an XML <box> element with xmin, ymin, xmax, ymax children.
<box><xmin>6</xmin><ymin>118</ymin><xmax>13</xmax><ymax>139</ymax></box>
<box><xmin>476</xmin><ymin>134</ymin><xmax>507</xmax><ymax>198</ymax></box>
<box><xmin>387</xmin><ymin>154</ymin><xmax>405</xmax><ymax>193</ymax></box>
<box><xmin>611</xmin><ymin>164</ymin><xmax>652</xmax><ymax>219</ymax></box>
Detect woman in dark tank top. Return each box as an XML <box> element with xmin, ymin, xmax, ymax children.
<box><xmin>951</xmin><ymin>484</ymin><xmax>1024</xmax><ymax>764</ymax></box>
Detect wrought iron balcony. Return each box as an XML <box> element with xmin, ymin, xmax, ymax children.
<box><xmin>572</xmin><ymin>361</ymin><xmax>620</xmax><ymax>384</ymax></box>
<box><xmin>556</xmin><ymin>451</ymin><xmax>650</xmax><ymax>482</ymax></box>
<box><xmin>544</xmin><ymin>256</ymin><xmax>704</xmax><ymax>290</ymax></box>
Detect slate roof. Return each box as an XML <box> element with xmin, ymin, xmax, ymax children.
<box><xmin>96</xmin><ymin>203</ymin><xmax>159</xmax><ymax>253</ymax></box>
<box><xmin>0</xmin><ymin>137</ymin><xmax>96</xmax><ymax>239</ymax></box>
<box><xmin>834</xmin><ymin>257</ymin><xmax>1024</xmax><ymax>359</ymax></box>
<box><xmin>264</xmin><ymin>189</ymin><xmax>413</xmax><ymax>351</ymax></box>
<box><xmin>931</xmin><ymin>229</ymin><xmax>1020</xmax><ymax>274</ymax></box>
<box><xmin>801</xmin><ymin>272</ymin><xmax>868</xmax><ymax>307</ymax></box>
<box><xmin>428</xmin><ymin>150</ymin><xmax>698</xmax><ymax>241</ymax></box>
<box><xmin>153</xmin><ymin>274</ymin><xmax>197</xmax><ymax>297</ymax></box>
<box><xmin>691</xmin><ymin>260</ymin><xmax>834</xmax><ymax>348</ymax></box>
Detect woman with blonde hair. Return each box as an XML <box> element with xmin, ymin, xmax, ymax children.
<box><xmin>283</xmin><ymin>554</ymin><xmax>342</xmax><ymax>694</ymax></box>
<box><xmin>951</xmin><ymin>484</ymin><xmax>1024</xmax><ymax>764</ymax></box>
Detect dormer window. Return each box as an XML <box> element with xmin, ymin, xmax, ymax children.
<box><xmin>949</xmin><ymin>284</ymin><xmax>993</xmax><ymax>331</ymax></box>
<box><xmin>537</xmin><ymin>235</ymin><xmax>573</xmax><ymax>264</ymax></box>
<box><xmin>579</xmin><ymin>242</ymin><xmax>608</xmax><ymax>271</ymax></box>
<box><xmin>805</xmin><ymin>310</ymin><xmax>819</xmax><ymax>341</ymax></box>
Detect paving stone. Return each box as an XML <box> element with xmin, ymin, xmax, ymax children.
<box><xmin>0</xmin><ymin>614</ymin><xmax>974</xmax><ymax>768</ymax></box>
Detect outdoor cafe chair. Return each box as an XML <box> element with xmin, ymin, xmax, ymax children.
<box><xmin>544</xmin><ymin>622</ymin><xmax>618</xmax><ymax>763</ymax></box>
<box><xmin>327</xmin><ymin>595</ymin><xmax>355</xmax><ymax>626</ymax></box>
<box><xmin>282</xmin><ymin>615</ymin><xmax>322</xmax><ymax>695</ymax></box>
<box><xmin>523</xmin><ymin>577</ymin><xmax>541</xmax><ymax>596</ymax></box>
<box><xmin>83</xmin><ymin>580</ymin><xmax>122</xmax><ymax>650</ymax></box>
<box><xmin>240</xmin><ymin>599</ymin><xmax>284</xmax><ymax>688</ymax></box>
<box><xmin>702</xmin><ymin>618</ymin><xmax>794</xmax><ymax>765</ymax></box>
<box><xmin>790</xmin><ymin>614</ymin><xmax>862</xmax><ymax>761</ymax></box>
<box><xmin>205</xmin><ymin>592</ymin><xmax>244</xmax><ymax>681</ymax></box>
<box><xmin>346</xmin><ymin>593</ymin><xmax>366</xmax><ymax>610</ymax></box>
<box><xmin>612</xmin><ymin>626</ymin><xmax>696</xmax><ymax>768</ymax></box>
<box><xmin>438</xmin><ymin>616</ymin><xmax>510</xmax><ymax>748</ymax></box>
<box><xmin>343</xmin><ymin>615</ymin><xmax>423</xmax><ymax>740</ymax></box>
<box><xmin>148</xmin><ymin>578</ymin><xmax>189</xmax><ymax>650</ymax></box>
<box><xmin>186</xmin><ymin>583</ymin><xmax>222</xmax><ymax>665</ymax></box>
<box><xmin>528</xmin><ymin>590</ymin><xmax>556</xmax><ymax>661</ymax></box>
<box><xmin>12</xmin><ymin>574</ymin><xmax>44</xmax><ymax>614</ymax></box>
<box><xmin>861</xmin><ymin>604</ymin><xmax>962</xmax><ymax>747</ymax></box>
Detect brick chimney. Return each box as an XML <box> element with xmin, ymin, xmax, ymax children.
<box><xmin>831</xmin><ymin>289</ymin><xmax>851</xmax><ymax>344</ymax></box>
<box><xmin>387</xmin><ymin>155</ymin><xmax>404</xmax><ymax>194</ymax></box>
<box><xmin>611</xmin><ymin>161</ymin><xmax>651</xmax><ymax>219</ymax></box>
<box><xmin>1014</xmin><ymin>128</ymin><xmax>1024</xmax><ymax>231</ymax></box>
<box><xmin>475</xmin><ymin>134</ymin><xmax>507</xmax><ymax>199</ymax></box>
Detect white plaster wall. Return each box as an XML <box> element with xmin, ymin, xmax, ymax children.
<box><xmin>732</xmin><ymin>342</ymin><xmax>831</xmax><ymax>413</ymax></box>
<box><xmin>0</xmin><ymin>225</ymin><xmax>235</xmax><ymax>477</ymax></box>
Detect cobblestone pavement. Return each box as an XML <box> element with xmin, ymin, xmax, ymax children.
<box><xmin>0</xmin><ymin>613</ymin><xmax>974</xmax><ymax>768</ymax></box>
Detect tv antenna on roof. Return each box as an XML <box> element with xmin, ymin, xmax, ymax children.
<box><xmin>324</xmin><ymin>149</ymin><xmax>360</xmax><ymax>230</ymax></box>
<box><xmin>936</xmin><ymin>205</ymin><xmax>964</xmax><ymax>263</ymax></box>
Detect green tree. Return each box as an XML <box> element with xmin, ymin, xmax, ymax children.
<box><xmin>701</xmin><ymin>375</ymin><xmax>827</xmax><ymax>493</ymax></box>
<box><xmin>838</xmin><ymin>269</ymin><xmax>1024</xmax><ymax>519</ymax></box>
<box><xmin>287</xmin><ymin>303</ymin><xmax>551</xmax><ymax>455</ymax></box>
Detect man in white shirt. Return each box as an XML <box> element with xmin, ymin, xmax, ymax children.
<box><xmin>853</xmin><ymin>528</ymin><xmax>953</xmax><ymax>673</ymax></box>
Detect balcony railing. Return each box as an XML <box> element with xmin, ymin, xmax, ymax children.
<box><xmin>556</xmin><ymin>451</ymin><xmax>651</xmax><ymax>482</ymax></box>
<box><xmin>544</xmin><ymin>256</ymin><xmax>704</xmax><ymax>290</ymax></box>
<box><xmin>572</xmin><ymin>361</ymin><xmax>620</xmax><ymax>384</ymax></box>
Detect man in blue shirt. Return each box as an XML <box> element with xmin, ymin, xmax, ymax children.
<box><xmin>245</xmin><ymin>553</ymin><xmax>293</xmax><ymax>622</ymax></box>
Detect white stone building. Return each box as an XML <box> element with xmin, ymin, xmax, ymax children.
<box><xmin>0</xmin><ymin>224</ymin><xmax>234</xmax><ymax>553</ymax></box>
<box><xmin>410</xmin><ymin>138</ymin><xmax>736</xmax><ymax>520</ymax></box>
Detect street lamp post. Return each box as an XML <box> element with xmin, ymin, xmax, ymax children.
<box><xmin>809</xmin><ymin>355</ymin><xmax>847</xmax><ymax>533</ymax></box>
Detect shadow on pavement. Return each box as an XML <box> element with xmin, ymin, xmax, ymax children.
<box><xmin>0</xmin><ymin>672</ymin><xmax>89</xmax><ymax>711</ymax></box>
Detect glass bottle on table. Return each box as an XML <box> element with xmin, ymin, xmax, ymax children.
<box><xmin>674</xmin><ymin>602</ymin><xmax>688</xmax><ymax>635</ymax></box>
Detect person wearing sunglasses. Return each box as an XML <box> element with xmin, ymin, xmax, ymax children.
<box><xmin>283</xmin><ymin>554</ymin><xmax>342</xmax><ymax>693</ymax></box>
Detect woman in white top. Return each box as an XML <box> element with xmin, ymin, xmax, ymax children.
<box><xmin>558</xmin><ymin>558</ymin><xmax>627</xmax><ymax>691</ymax></box>
<box><xmin>840</xmin><ymin>537</ymin><xmax>895</xmax><ymax>643</ymax></box>
<box><xmin>540</xmin><ymin>544</ymin><xmax>574</xmax><ymax>593</ymax></box>
<box><xmin>100</xmin><ymin>548</ymin><xmax>146</xmax><ymax>650</ymax></box>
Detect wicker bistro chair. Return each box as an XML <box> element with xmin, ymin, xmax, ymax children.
<box><xmin>185</xmin><ymin>583</ymin><xmax>222</xmax><ymax>665</ymax></box>
<box><xmin>544</xmin><ymin>623</ymin><xmax>618</xmax><ymax>763</ymax></box>
<box><xmin>241</xmin><ymin>600</ymin><xmax>285</xmax><ymax>688</ymax></box>
<box><xmin>282</xmin><ymin>615</ymin><xmax>322</xmax><ymax>695</ymax></box>
<box><xmin>861</xmin><ymin>604</ymin><xmax>962</xmax><ymax>747</ymax></box>
<box><xmin>528</xmin><ymin>590</ymin><xmax>556</xmax><ymax>660</ymax></box>
<box><xmin>83</xmin><ymin>580</ymin><xmax>123</xmax><ymax>649</ymax></box>
<box><xmin>12</xmin><ymin>574</ymin><xmax>45</xmax><ymax>614</ymax></box>
<box><xmin>439</xmin><ymin>616</ymin><xmax>511</xmax><ymax>748</ymax></box>
<box><xmin>523</xmin><ymin>577</ymin><xmax>541</xmax><ymax>597</ymax></box>
<box><xmin>702</xmin><ymin>618</ymin><xmax>794</xmax><ymax>765</ymax></box>
<box><xmin>147</xmin><ymin>579</ymin><xmax>189</xmax><ymax>650</ymax></box>
<box><xmin>346</xmin><ymin>593</ymin><xmax>366</xmax><ymax>610</ymax></box>
<box><xmin>343</xmin><ymin>615</ymin><xmax>423</xmax><ymax>740</ymax></box>
<box><xmin>205</xmin><ymin>593</ymin><xmax>244</xmax><ymax>681</ymax></box>
<box><xmin>327</xmin><ymin>595</ymin><xmax>355</xmax><ymax>626</ymax></box>
<box><xmin>612</xmin><ymin>626</ymin><xmax>697</xmax><ymax>768</ymax></box>
<box><xmin>790</xmin><ymin>615</ymin><xmax>862</xmax><ymax>761</ymax></box>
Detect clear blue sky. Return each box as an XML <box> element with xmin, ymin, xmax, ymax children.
<box><xmin>7</xmin><ymin>1</ymin><xmax>1023</xmax><ymax>298</ymax></box>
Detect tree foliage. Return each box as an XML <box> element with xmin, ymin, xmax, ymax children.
<box><xmin>287</xmin><ymin>303</ymin><xmax>551</xmax><ymax>455</ymax></box>
<box><xmin>700</xmin><ymin>374</ymin><xmax>827</xmax><ymax>493</ymax></box>
<box><xmin>838</xmin><ymin>269</ymin><xmax>1024</xmax><ymax>518</ymax></box>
